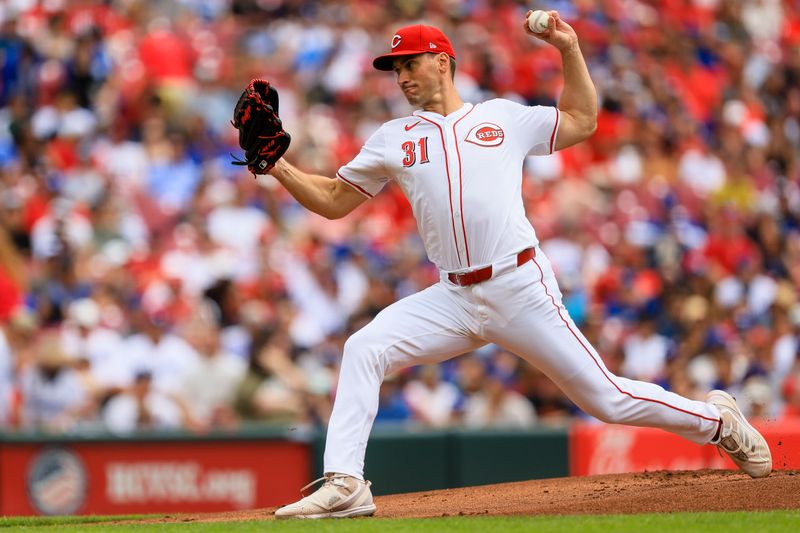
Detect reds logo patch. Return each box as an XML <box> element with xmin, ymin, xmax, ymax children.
<box><xmin>465</xmin><ymin>123</ymin><xmax>505</xmax><ymax>147</ymax></box>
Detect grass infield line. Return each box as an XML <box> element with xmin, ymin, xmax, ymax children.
<box><xmin>2</xmin><ymin>511</ymin><xmax>800</xmax><ymax>532</ymax></box>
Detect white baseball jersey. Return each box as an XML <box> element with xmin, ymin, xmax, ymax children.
<box><xmin>336</xmin><ymin>100</ymin><xmax>559</xmax><ymax>272</ymax></box>
<box><xmin>323</xmin><ymin>99</ymin><xmax>722</xmax><ymax>481</ymax></box>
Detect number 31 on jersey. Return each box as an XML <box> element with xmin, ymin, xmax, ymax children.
<box><xmin>402</xmin><ymin>137</ymin><xmax>430</xmax><ymax>167</ymax></box>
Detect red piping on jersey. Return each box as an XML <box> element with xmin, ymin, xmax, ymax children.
<box><xmin>336</xmin><ymin>172</ymin><xmax>374</xmax><ymax>198</ymax></box>
<box><xmin>452</xmin><ymin>105</ymin><xmax>477</xmax><ymax>267</ymax></box>
<box><xmin>417</xmin><ymin>115</ymin><xmax>462</xmax><ymax>267</ymax></box>
<box><xmin>531</xmin><ymin>255</ymin><xmax>722</xmax><ymax>425</ymax></box>
<box><xmin>549</xmin><ymin>108</ymin><xmax>560</xmax><ymax>154</ymax></box>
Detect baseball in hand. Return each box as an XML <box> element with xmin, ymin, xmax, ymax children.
<box><xmin>527</xmin><ymin>10</ymin><xmax>550</xmax><ymax>33</ymax></box>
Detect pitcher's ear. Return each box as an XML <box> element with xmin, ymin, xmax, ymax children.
<box><xmin>437</xmin><ymin>52</ymin><xmax>450</xmax><ymax>73</ymax></box>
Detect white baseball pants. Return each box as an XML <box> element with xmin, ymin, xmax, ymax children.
<box><xmin>323</xmin><ymin>246</ymin><xmax>722</xmax><ymax>479</ymax></box>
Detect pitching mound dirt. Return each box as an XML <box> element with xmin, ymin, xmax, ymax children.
<box><xmin>114</xmin><ymin>469</ymin><xmax>800</xmax><ymax>524</ymax></box>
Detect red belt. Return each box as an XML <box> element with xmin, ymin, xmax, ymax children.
<box><xmin>447</xmin><ymin>247</ymin><xmax>535</xmax><ymax>287</ymax></box>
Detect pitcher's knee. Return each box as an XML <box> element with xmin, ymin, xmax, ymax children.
<box><xmin>342</xmin><ymin>331</ymin><xmax>387</xmax><ymax>375</ymax></box>
<box><xmin>343</xmin><ymin>328</ymin><xmax>375</xmax><ymax>357</ymax></box>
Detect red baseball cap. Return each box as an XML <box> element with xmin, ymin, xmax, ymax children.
<box><xmin>372</xmin><ymin>24</ymin><xmax>456</xmax><ymax>71</ymax></box>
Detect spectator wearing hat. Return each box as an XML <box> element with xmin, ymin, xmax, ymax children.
<box><xmin>463</xmin><ymin>361</ymin><xmax>537</xmax><ymax>429</ymax></box>
<box><xmin>739</xmin><ymin>376</ymin><xmax>774</xmax><ymax>419</ymax></box>
<box><xmin>59</xmin><ymin>297</ymin><xmax>129</xmax><ymax>398</ymax></box>
<box><xmin>621</xmin><ymin>309</ymin><xmax>672</xmax><ymax>383</ymax></box>
<box><xmin>18</xmin><ymin>332</ymin><xmax>91</xmax><ymax>432</ymax></box>
<box><xmin>120</xmin><ymin>307</ymin><xmax>200</xmax><ymax>395</ymax></box>
<box><xmin>102</xmin><ymin>370</ymin><xmax>184</xmax><ymax>435</ymax></box>
<box><xmin>175</xmin><ymin>304</ymin><xmax>245</xmax><ymax>430</ymax></box>
<box><xmin>403</xmin><ymin>365</ymin><xmax>460</xmax><ymax>428</ymax></box>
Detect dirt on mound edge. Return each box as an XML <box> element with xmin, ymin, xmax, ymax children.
<box><xmin>110</xmin><ymin>469</ymin><xmax>800</xmax><ymax>523</ymax></box>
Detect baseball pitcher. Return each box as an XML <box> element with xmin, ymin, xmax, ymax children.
<box><xmin>232</xmin><ymin>11</ymin><xmax>772</xmax><ymax>519</ymax></box>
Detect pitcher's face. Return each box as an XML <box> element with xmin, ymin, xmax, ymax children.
<box><xmin>393</xmin><ymin>53</ymin><xmax>446</xmax><ymax>107</ymax></box>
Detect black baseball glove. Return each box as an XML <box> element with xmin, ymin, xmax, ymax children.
<box><xmin>231</xmin><ymin>79</ymin><xmax>291</xmax><ymax>175</ymax></box>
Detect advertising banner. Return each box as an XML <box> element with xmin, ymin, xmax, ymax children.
<box><xmin>0</xmin><ymin>439</ymin><xmax>310</xmax><ymax>516</ymax></box>
<box><xmin>570</xmin><ymin>419</ymin><xmax>800</xmax><ymax>476</ymax></box>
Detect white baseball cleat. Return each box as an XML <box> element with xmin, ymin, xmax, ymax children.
<box><xmin>274</xmin><ymin>473</ymin><xmax>377</xmax><ymax>519</ymax></box>
<box><xmin>707</xmin><ymin>389</ymin><xmax>772</xmax><ymax>478</ymax></box>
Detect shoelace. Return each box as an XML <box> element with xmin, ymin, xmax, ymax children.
<box><xmin>300</xmin><ymin>474</ymin><xmax>350</xmax><ymax>497</ymax></box>
<box><xmin>718</xmin><ymin>414</ymin><xmax>754</xmax><ymax>458</ymax></box>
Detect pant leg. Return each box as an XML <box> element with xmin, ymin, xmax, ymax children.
<box><xmin>479</xmin><ymin>247</ymin><xmax>721</xmax><ymax>444</ymax></box>
<box><xmin>324</xmin><ymin>282</ymin><xmax>485</xmax><ymax>479</ymax></box>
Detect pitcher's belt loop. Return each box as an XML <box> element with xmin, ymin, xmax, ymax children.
<box><xmin>447</xmin><ymin>247</ymin><xmax>535</xmax><ymax>287</ymax></box>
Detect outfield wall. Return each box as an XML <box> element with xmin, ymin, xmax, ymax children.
<box><xmin>1</xmin><ymin>420</ymin><xmax>798</xmax><ymax>516</ymax></box>
<box><xmin>318</xmin><ymin>426</ymin><xmax>570</xmax><ymax>495</ymax></box>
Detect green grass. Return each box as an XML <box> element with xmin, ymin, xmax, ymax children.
<box><xmin>1</xmin><ymin>511</ymin><xmax>799</xmax><ymax>532</ymax></box>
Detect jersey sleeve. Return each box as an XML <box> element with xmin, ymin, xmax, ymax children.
<box><xmin>503</xmin><ymin>100</ymin><xmax>561</xmax><ymax>156</ymax></box>
<box><xmin>336</xmin><ymin>127</ymin><xmax>391</xmax><ymax>198</ymax></box>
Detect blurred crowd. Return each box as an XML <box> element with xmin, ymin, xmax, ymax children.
<box><xmin>0</xmin><ymin>0</ymin><xmax>799</xmax><ymax>436</ymax></box>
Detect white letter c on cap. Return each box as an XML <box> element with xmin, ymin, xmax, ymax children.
<box><xmin>391</xmin><ymin>35</ymin><xmax>401</xmax><ymax>49</ymax></box>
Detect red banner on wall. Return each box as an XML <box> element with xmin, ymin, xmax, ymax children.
<box><xmin>569</xmin><ymin>419</ymin><xmax>800</xmax><ymax>476</ymax></box>
<box><xmin>0</xmin><ymin>439</ymin><xmax>310</xmax><ymax>516</ymax></box>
